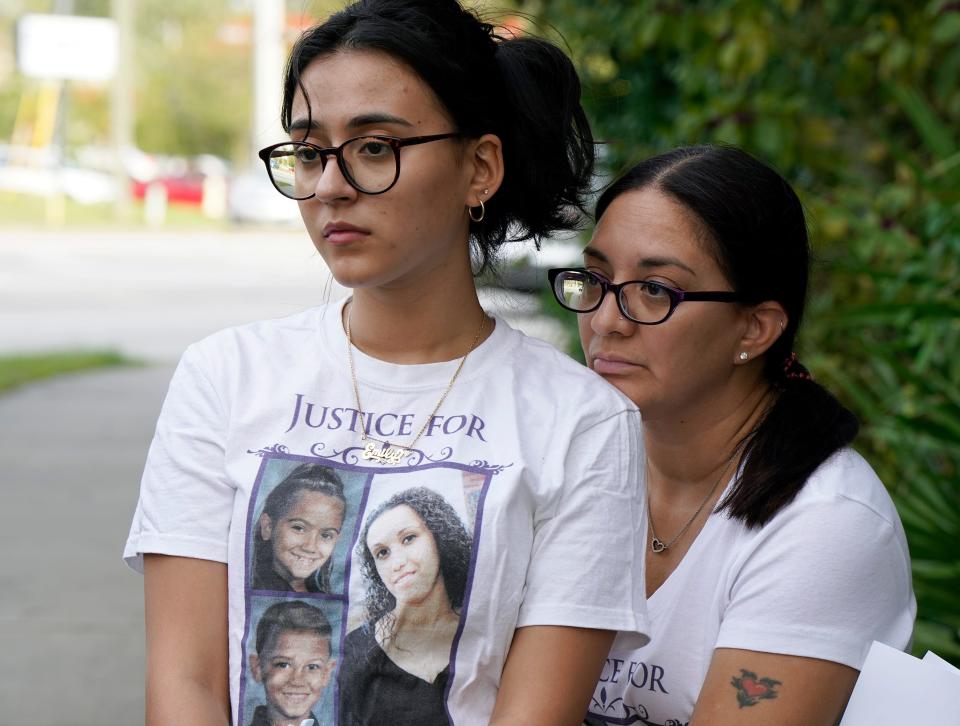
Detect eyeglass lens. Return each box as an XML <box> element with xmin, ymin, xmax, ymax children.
<box><xmin>553</xmin><ymin>270</ymin><xmax>673</xmax><ymax>324</ymax></box>
<box><xmin>266</xmin><ymin>138</ymin><xmax>398</xmax><ymax>197</ymax></box>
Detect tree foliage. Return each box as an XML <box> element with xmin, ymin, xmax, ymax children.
<box><xmin>133</xmin><ymin>0</ymin><xmax>252</xmax><ymax>160</ymax></box>
<box><xmin>532</xmin><ymin>0</ymin><xmax>960</xmax><ymax>662</ymax></box>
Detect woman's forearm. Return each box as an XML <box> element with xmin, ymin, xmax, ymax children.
<box><xmin>144</xmin><ymin>555</ymin><xmax>230</xmax><ymax>726</ymax></box>
<box><xmin>147</xmin><ymin>674</ymin><xmax>230</xmax><ymax>726</ymax></box>
<box><xmin>490</xmin><ymin>625</ymin><xmax>614</xmax><ymax>726</ymax></box>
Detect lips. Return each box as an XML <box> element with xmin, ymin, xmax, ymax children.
<box><xmin>590</xmin><ymin>352</ymin><xmax>642</xmax><ymax>375</ymax></box>
<box><xmin>392</xmin><ymin>570</ymin><xmax>417</xmax><ymax>587</ymax></box>
<box><xmin>282</xmin><ymin>691</ymin><xmax>312</xmax><ymax>700</ymax></box>
<box><xmin>287</xmin><ymin>553</ymin><xmax>320</xmax><ymax>573</ymax></box>
<box><xmin>322</xmin><ymin>220</ymin><xmax>370</xmax><ymax>245</ymax></box>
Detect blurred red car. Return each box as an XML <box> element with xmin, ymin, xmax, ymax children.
<box><xmin>131</xmin><ymin>175</ymin><xmax>204</xmax><ymax>205</ymax></box>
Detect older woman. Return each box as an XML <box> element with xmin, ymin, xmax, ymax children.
<box><xmin>551</xmin><ymin>145</ymin><xmax>915</xmax><ymax>726</ymax></box>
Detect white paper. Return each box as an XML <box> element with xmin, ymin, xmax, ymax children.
<box><xmin>839</xmin><ymin>641</ymin><xmax>960</xmax><ymax>725</ymax></box>
<box><xmin>922</xmin><ymin>649</ymin><xmax>960</xmax><ymax>678</ymax></box>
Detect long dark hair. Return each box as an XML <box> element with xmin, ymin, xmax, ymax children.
<box><xmin>357</xmin><ymin>487</ymin><xmax>472</xmax><ymax>641</ymax></box>
<box><xmin>280</xmin><ymin>0</ymin><xmax>594</xmax><ymax>272</ymax></box>
<box><xmin>253</xmin><ymin>463</ymin><xmax>347</xmax><ymax>592</ymax></box>
<box><xmin>596</xmin><ymin>145</ymin><xmax>859</xmax><ymax>528</ymax></box>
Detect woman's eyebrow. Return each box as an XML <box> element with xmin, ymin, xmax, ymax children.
<box><xmin>347</xmin><ymin>112</ymin><xmax>414</xmax><ymax>129</ymax></box>
<box><xmin>582</xmin><ymin>245</ymin><xmax>608</xmax><ymax>262</ymax></box>
<box><xmin>289</xmin><ymin>117</ymin><xmax>321</xmax><ymax>133</ymax></box>
<box><xmin>287</xmin><ymin>112</ymin><xmax>414</xmax><ymax>135</ymax></box>
<box><xmin>638</xmin><ymin>256</ymin><xmax>697</xmax><ymax>276</ymax></box>
<box><xmin>582</xmin><ymin>246</ymin><xmax>697</xmax><ymax>276</ymax></box>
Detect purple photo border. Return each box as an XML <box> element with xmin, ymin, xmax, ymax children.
<box><xmin>238</xmin><ymin>450</ymin><xmax>377</xmax><ymax>726</ymax></box>
<box><xmin>237</xmin><ymin>453</ymin><xmax>271</xmax><ymax>726</ymax></box>
<box><xmin>239</xmin><ymin>450</ymin><xmax>504</xmax><ymax>726</ymax></box>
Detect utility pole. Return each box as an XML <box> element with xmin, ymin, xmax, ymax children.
<box><xmin>111</xmin><ymin>0</ymin><xmax>134</xmax><ymax>222</ymax></box>
<box><xmin>252</xmin><ymin>0</ymin><xmax>285</xmax><ymax>168</ymax></box>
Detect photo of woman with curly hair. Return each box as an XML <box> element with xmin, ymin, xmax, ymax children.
<box><xmin>251</xmin><ymin>463</ymin><xmax>348</xmax><ymax>594</ymax></box>
<box><xmin>338</xmin><ymin>486</ymin><xmax>473</xmax><ymax>726</ymax></box>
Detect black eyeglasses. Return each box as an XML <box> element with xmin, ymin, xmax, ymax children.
<box><xmin>257</xmin><ymin>132</ymin><xmax>462</xmax><ymax>198</ymax></box>
<box><xmin>548</xmin><ymin>268</ymin><xmax>744</xmax><ymax>325</ymax></box>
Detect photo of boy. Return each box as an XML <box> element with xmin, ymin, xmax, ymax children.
<box><xmin>247</xmin><ymin>600</ymin><xmax>338</xmax><ymax>726</ymax></box>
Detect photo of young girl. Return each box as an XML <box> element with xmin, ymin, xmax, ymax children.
<box><xmin>251</xmin><ymin>461</ymin><xmax>362</xmax><ymax>594</ymax></box>
<box><xmin>245</xmin><ymin>599</ymin><xmax>341</xmax><ymax>726</ymax></box>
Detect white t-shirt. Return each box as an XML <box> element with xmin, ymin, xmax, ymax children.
<box><xmin>125</xmin><ymin>299</ymin><xmax>650</xmax><ymax>726</ymax></box>
<box><xmin>585</xmin><ymin>448</ymin><xmax>915</xmax><ymax>726</ymax></box>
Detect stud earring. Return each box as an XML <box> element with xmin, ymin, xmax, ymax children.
<box><xmin>739</xmin><ymin>352</ymin><xmax>748</xmax><ymax>361</ymax></box>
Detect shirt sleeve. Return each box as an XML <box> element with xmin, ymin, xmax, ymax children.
<box><xmin>516</xmin><ymin>409</ymin><xmax>650</xmax><ymax>645</ymax></box>
<box><xmin>715</xmin><ymin>495</ymin><xmax>916</xmax><ymax>669</ymax></box>
<box><xmin>123</xmin><ymin>343</ymin><xmax>237</xmax><ymax>573</ymax></box>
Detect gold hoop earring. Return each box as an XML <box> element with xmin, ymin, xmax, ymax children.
<box><xmin>469</xmin><ymin>199</ymin><xmax>485</xmax><ymax>223</ymax></box>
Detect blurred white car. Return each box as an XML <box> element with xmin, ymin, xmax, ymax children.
<box><xmin>227</xmin><ymin>172</ymin><xmax>303</xmax><ymax>226</ymax></box>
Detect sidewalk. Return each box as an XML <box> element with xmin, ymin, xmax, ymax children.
<box><xmin>0</xmin><ymin>363</ymin><xmax>174</xmax><ymax>724</ymax></box>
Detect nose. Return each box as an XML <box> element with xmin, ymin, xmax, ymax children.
<box><xmin>311</xmin><ymin>154</ymin><xmax>357</xmax><ymax>204</ymax></box>
<box><xmin>288</xmin><ymin>666</ymin><xmax>307</xmax><ymax>687</ymax></box>
<box><xmin>298</xmin><ymin>532</ymin><xmax>318</xmax><ymax>554</ymax></box>
<box><xmin>589</xmin><ymin>288</ymin><xmax>635</xmax><ymax>337</ymax></box>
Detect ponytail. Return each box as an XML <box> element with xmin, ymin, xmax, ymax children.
<box><xmin>483</xmin><ymin>37</ymin><xmax>595</xmax><ymax>264</ymax></box>
<box><xmin>719</xmin><ymin>367</ymin><xmax>860</xmax><ymax>528</ymax></box>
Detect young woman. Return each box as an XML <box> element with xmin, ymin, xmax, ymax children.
<box><xmin>339</xmin><ymin>487</ymin><xmax>472</xmax><ymax>724</ymax></box>
<box><xmin>252</xmin><ymin>463</ymin><xmax>347</xmax><ymax>593</ymax></box>
<box><xmin>550</xmin><ymin>145</ymin><xmax>915</xmax><ymax>726</ymax></box>
<box><xmin>124</xmin><ymin>1</ymin><xmax>649</xmax><ymax>724</ymax></box>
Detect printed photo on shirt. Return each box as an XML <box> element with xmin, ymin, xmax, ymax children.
<box><xmin>242</xmin><ymin>596</ymin><xmax>343</xmax><ymax>726</ymax></box>
<box><xmin>338</xmin><ymin>469</ymin><xmax>485</xmax><ymax>726</ymax></box>
<box><xmin>248</xmin><ymin>458</ymin><xmax>366</xmax><ymax>596</ymax></box>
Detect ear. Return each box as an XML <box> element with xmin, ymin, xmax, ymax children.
<box><xmin>466</xmin><ymin>133</ymin><xmax>504</xmax><ymax>207</ymax></box>
<box><xmin>258</xmin><ymin>513</ymin><xmax>273</xmax><ymax>541</ymax></box>
<box><xmin>249</xmin><ymin>653</ymin><xmax>263</xmax><ymax>683</ymax></box>
<box><xmin>735</xmin><ymin>301</ymin><xmax>788</xmax><ymax>364</ymax></box>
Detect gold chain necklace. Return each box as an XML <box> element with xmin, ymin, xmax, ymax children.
<box><xmin>346</xmin><ymin>304</ymin><xmax>486</xmax><ymax>465</ymax></box>
<box><xmin>647</xmin><ymin>456</ymin><xmax>735</xmax><ymax>554</ymax></box>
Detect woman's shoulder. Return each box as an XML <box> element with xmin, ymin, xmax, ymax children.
<box><xmin>495</xmin><ymin>319</ymin><xmax>638</xmax><ymax>413</ymax></box>
<box><xmin>792</xmin><ymin>447</ymin><xmax>901</xmax><ymax>528</ymax></box>
<box><xmin>191</xmin><ymin>304</ymin><xmax>333</xmax><ymax>355</ymax></box>
<box><xmin>173</xmin><ymin>303</ymin><xmax>339</xmax><ymax>382</ymax></box>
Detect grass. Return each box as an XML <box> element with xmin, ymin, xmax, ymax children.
<box><xmin>0</xmin><ymin>350</ymin><xmax>136</xmax><ymax>393</ymax></box>
<box><xmin>0</xmin><ymin>191</ymin><xmax>226</xmax><ymax>228</ymax></box>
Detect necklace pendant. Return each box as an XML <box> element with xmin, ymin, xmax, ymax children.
<box><xmin>361</xmin><ymin>441</ymin><xmax>408</xmax><ymax>466</ymax></box>
<box><xmin>651</xmin><ymin>536</ymin><xmax>667</xmax><ymax>553</ymax></box>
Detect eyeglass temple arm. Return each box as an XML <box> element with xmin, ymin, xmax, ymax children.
<box><xmin>678</xmin><ymin>291</ymin><xmax>743</xmax><ymax>302</ymax></box>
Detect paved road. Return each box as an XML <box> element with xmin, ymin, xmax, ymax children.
<box><xmin>0</xmin><ymin>228</ymin><xmax>570</xmax><ymax>725</ymax></box>
<box><xmin>1</xmin><ymin>228</ymin><xmax>346</xmax><ymax>362</ymax></box>
<box><xmin>0</xmin><ymin>228</ymin><xmax>568</xmax><ymax>361</ymax></box>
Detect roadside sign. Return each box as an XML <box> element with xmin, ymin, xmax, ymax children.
<box><xmin>16</xmin><ymin>14</ymin><xmax>119</xmax><ymax>82</ymax></box>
